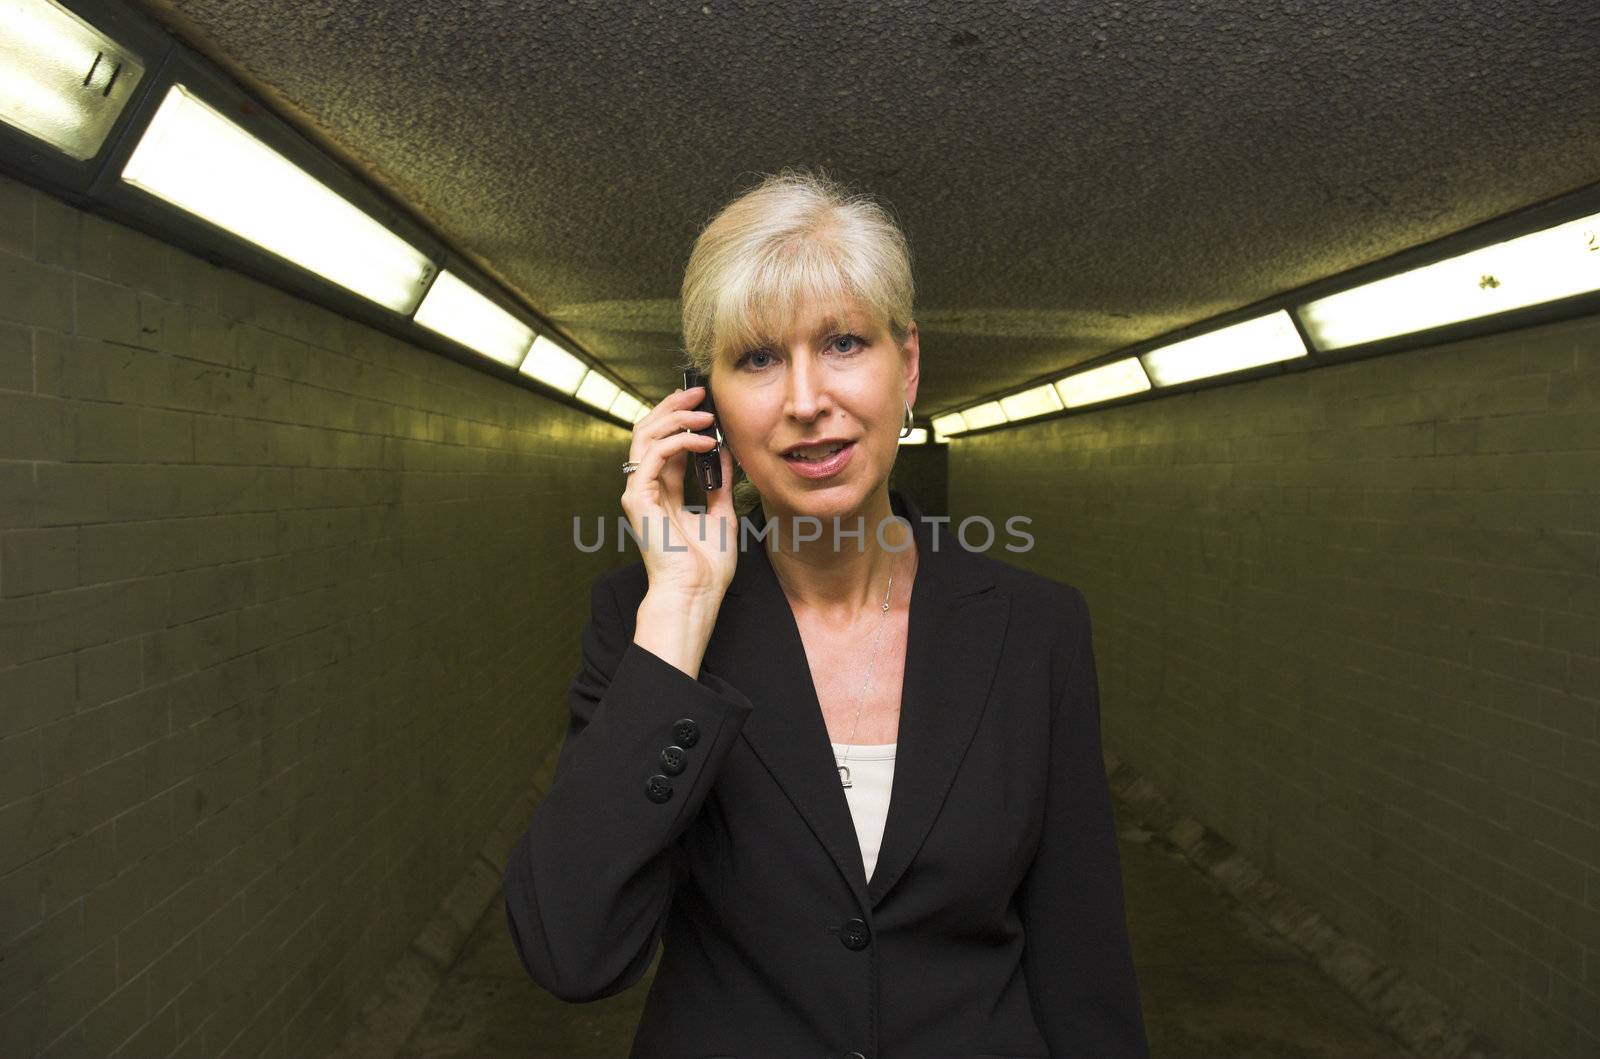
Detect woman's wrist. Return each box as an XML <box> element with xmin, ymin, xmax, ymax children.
<box><xmin>633</xmin><ymin>590</ymin><xmax>723</xmax><ymax>679</ymax></box>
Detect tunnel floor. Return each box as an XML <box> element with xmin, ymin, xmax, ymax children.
<box><xmin>396</xmin><ymin>796</ymin><xmax>1416</xmax><ymax>1058</ymax></box>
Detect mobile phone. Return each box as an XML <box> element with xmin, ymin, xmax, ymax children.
<box><xmin>682</xmin><ymin>368</ymin><xmax>723</xmax><ymax>491</ymax></box>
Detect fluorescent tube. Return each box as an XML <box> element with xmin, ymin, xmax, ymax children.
<box><xmin>575</xmin><ymin>370</ymin><xmax>620</xmax><ymax>411</ymax></box>
<box><xmin>1055</xmin><ymin>357</ymin><xmax>1152</xmax><ymax>407</ymax></box>
<box><xmin>1141</xmin><ymin>311</ymin><xmax>1307</xmax><ymax>386</ymax></box>
<box><xmin>1299</xmin><ymin>211</ymin><xmax>1600</xmax><ymax>350</ymax></box>
<box><xmin>931</xmin><ymin>412</ymin><xmax>966</xmax><ymax>439</ymax></box>
<box><xmin>898</xmin><ymin>427</ymin><xmax>928</xmax><ymax>445</ymax></box>
<box><xmin>959</xmin><ymin>401</ymin><xmax>1007</xmax><ymax>430</ymax></box>
<box><xmin>413</xmin><ymin>270</ymin><xmax>533</xmax><ymax>366</ymax></box>
<box><xmin>519</xmin><ymin>335</ymin><xmax>587</xmax><ymax>393</ymax></box>
<box><xmin>0</xmin><ymin>0</ymin><xmax>145</xmax><ymax>159</ymax></box>
<box><xmin>998</xmin><ymin>383</ymin><xmax>1063</xmax><ymax>422</ymax></box>
<box><xmin>608</xmin><ymin>391</ymin><xmax>644</xmax><ymax>421</ymax></box>
<box><xmin>121</xmin><ymin>83</ymin><xmax>434</xmax><ymax>313</ymax></box>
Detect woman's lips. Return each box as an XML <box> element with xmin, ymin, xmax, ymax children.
<box><xmin>781</xmin><ymin>440</ymin><xmax>855</xmax><ymax>479</ymax></box>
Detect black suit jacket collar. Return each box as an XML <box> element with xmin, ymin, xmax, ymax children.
<box><xmin>703</xmin><ymin>490</ymin><xmax>1011</xmax><ymax>910</ymax></box>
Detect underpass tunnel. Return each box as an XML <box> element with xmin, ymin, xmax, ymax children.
<box><xmin>1</xmin><ymin>1</ymin><xmax>1597</xmax><ymax>1057</ymax></box>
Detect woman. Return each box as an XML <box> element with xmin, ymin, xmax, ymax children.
<box><xmin>502</xmin><ymin>167</ymin><xmax>1148</xmax><ymax>1058</ymax></box>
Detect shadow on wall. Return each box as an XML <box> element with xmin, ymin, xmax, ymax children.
<box><xmin>890</xmin><ymin>443</ymin><xmax>948</xmax><ymax>517</ymax></box>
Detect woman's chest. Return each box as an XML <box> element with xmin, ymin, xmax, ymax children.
<box><xmin>793</xmin><ymin>614</ymin><xmax>909</xmax><ymax>745</ymax></box>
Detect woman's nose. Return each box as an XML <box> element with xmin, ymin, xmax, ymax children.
<box><xmin>783</xmin><ymin>355</ymin><xmax>830</xmax><ymax>420</ymax></box>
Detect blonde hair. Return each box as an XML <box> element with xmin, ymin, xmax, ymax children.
<box><xmin>680</xmin><ymin>166</ymin><xmax>916</xmax><ymax>516</ymax></box>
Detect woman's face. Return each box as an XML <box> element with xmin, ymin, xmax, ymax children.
<box><xmin>710</xmin><ymin>298</ymin><xmax>920</xmax><ymax>522</ymax></box>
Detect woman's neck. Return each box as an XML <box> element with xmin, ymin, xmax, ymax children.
<box><xmin>763</xmin><ymin>490</ymin><xmax>916</xmax><ymax>619</ymax></box>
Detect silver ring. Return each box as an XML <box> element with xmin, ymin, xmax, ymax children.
<box><xmin>621</xmin><ymin>461</ymin><xmax>641</xmax><ymax>476</ymax></box>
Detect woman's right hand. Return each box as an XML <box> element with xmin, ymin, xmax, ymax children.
<box><xmin>621</xmin><ymin>384</ymin><xmax>739</xmax><ymax>607</ymax></box>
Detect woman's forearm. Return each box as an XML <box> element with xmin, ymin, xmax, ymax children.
<box><xmin>633</xmin><ymin>590</ymin><xmax>724</xmax><ymax>679</ymax></box>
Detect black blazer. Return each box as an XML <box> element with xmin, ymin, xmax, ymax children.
<box><xmin>502</xmin><ymin>490</ymin><xmax>1148</xmax><ymax>1059</ymax></box>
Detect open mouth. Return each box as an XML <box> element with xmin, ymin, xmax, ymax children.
<box><xmin>783</xmin><ymin>441</ymin><xmax>852</xmax><ymax>463</ymax></box>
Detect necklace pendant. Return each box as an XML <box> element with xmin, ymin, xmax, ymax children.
<box><xmin>837</xmin><ymin>764</ymin><xmax>852</xmax><ymax>788</ymax></box>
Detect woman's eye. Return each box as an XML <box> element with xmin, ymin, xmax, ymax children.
<box><xmin>831</xmin><ymin>334</ymin><xmax>865</xmax><ymax>354</ymax></box>
<box><xmin>737</xmin><ymin>349</ymin><xmax>773</xmax><ymax>369</ymax></box>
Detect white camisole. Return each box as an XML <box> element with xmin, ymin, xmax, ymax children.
<box><xmin>830</xmin><ymin>741</ymin><xmax>897</xmax><ymax>882</ymax></box>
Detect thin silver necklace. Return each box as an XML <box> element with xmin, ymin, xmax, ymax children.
<box><xmin>836</xmin><ymin>557</ymin><xmax>899</xmax><ymax>789</ymax></box>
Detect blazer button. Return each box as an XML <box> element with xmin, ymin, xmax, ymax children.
<box><xmin>658</xmin><ymin>745</ymin><xmax>687</xmax><ymax>775</ymax></box>
<box><xmin>839</xmin><ymin>917</ymin><xmax>871</xmax><ymax>950</ymax></box>
<box><xmin>645</xmin><ymin>774</ymin><xmax>674</xmax><ymax>803</ymax></box>
<box><xmin>672</xmin><ymin>717</ymin><xmax>700</xmax><ymax>747</ymax></box>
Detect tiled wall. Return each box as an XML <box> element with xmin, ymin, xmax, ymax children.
<box><xmin>954</xmin><ymin>313</ymin><xmax>1600</xmax><ymax>1057</ymax></box>
<box><xmin>0</xmin><ymin>171</ymin><xmax>629</xmax><ymax>1057</ymax></box>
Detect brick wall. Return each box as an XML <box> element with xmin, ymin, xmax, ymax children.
<box><xmin>0</xmin><ymin>170</ymin><xmax>631</xmax><ymax>1057</ymax></box>
<box><xmin>954</xmin><ymin>313</ymin><xmax>1600</xmax><ymax>1056</ymax></box>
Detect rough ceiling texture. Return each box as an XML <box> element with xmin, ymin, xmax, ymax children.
<box><xmin>128</xmin><ymin>0</ymin><xmax>1600</xmax><ymax>416</ymax></box>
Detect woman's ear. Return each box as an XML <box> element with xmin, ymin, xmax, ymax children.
<box><xmin>901</xmin><ymin>321</ymin><xmax>921</xmax><ymax>409</ymax></box>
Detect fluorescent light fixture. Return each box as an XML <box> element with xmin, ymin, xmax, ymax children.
<box><xmin>1299</xmin><ymin>211</ymin><xmax>1600</xmax><ymax>350</ymax></box>
<box><xmin>898</xmin><ymin>427</ymin><xmax>928</xmax><ymax>445</ymax></box>
<box><xmin>575</xmin><ymin>370</ymin><xmax>620</xmax><ymax>411</ymax></box>
<box><xmin>519</xmin><ymin>334</ymin><xmax>587</xmax><ymax>393</ymax></box>
<box><xmin>999</xmin><ymin>383</ymin><xmax>1063</xmax><ymax>422</ymax></box>
<box><xmin>631</xmin><ymin>404</ymin><xmax>649</xmax><ymax>423</ymax></box>
<box><xmin>609</xmin><ymin>391</ymin><xmax>645</xmax><ymax>421</ymax></box>
<box><xmin>1</xmin><ymin>0</ymin><xmax>145</xmax><ymax>159</ymax></box>
<box><xmin>121</xmin><ymin>83</ymin><xmax>434</xmax><ymax>313</ymax></box>
<box><xmin>931</xmin><ymin>412</ymin><xmax>966</xmax><ymax>439</ymax></box>
<box><xmin>1055</xmin><ymin>357</ymin><xmax>1152</xmax><ymax>407</ymax></box>
<box><xmin>959</xmin><ymin>401</ymin><xmax>1007</xmax><ymax>431</ymax></box>
<box><xmin>1141</xmin><ymin>310</ymin><xmax>1307</xmax><ymax>386</ymax></box>
<box><xmin>413</xmin><ymin>270</ymin><xmax>533</xmax><ymax>366</ymax></box>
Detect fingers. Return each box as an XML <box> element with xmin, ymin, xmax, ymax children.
<box><xmin>629</xmin><ymin>407</ymin><xmax>715</xmax><ymax>464</ymax></box>
<box><xmin>623</xmin><ymin>428</ymin><xmax>718</xmax><ymax>506</ymax></box>
<box><xmin>630</xmin><ymin>384</ymin><xmax>713</xmax><ymax>466</ymax></box>
<box><xmin>635</xmin><ymin>385</ymin><xmax>708</xmax><ymax>439</ymax></box>
<box><xmin>660</xmin><ymin>426</ymin><xmax>689</xmax><ymax>514</ymax></box>
<box><xmin>621</xmin><ymin>384</ymin><xmax>729</xmax><ymax>551</ymax></box>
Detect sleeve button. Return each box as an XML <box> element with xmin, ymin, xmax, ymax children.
<box><xmin>672</xmin><ymin>717</ymin><xmax>700</xmax><ymax>747</ymax></box>
<box><xmin>645</xmin><ymin>775</ymin><xmax>675</xmax><ymax>803</ymax></box>
<box><xmin>659</xmin><ymin>745</ymin><xmax>687</xmax><ymax>775</ymax></box>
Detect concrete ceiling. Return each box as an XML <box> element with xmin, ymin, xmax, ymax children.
<box><xmin>127</xmin><ymin>0</ymin><xmax>1600</xmax><ymax>417</ymax></box>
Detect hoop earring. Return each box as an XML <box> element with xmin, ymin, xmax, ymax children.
<box><xmin>899</xmin><ymin>399</ymin><xmax>914</xmax><ymax>439</ymax></box>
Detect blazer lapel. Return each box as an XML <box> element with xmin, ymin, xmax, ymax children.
<box><xmin>701</xmin><ymin>490</ymin><xmax>1010</xmax><ymax>911</ymax></box>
